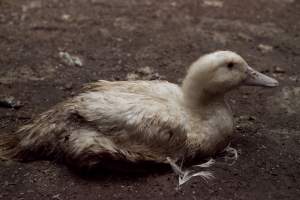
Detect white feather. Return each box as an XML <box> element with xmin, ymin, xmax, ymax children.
<box><xmin>195</xmin><ymin>158</ymin><xmax>216</xmax><ymax>168</ymax></box>
<box><xmin>179</xmin><ymin>170</ymin><xmax>215</xmax><ymax>186</ymax></box>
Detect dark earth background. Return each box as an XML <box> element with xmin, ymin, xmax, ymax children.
<box><xmin>0</xmin><ymin>0</ymin><xmax>299</xmax><ymax>199</ymax></box>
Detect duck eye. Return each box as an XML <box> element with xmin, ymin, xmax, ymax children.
<box><xmin>227</xmin><ymin>62</ymin><xmax>234</xmax><ymax>69</ymax></box>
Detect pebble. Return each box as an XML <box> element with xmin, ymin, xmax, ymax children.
<box><xmin>137</xmin><ymin>66</ymin><xmax>152</xmax><ymax>75</ymax></box>
<box><xmin>203</xmin><ymin>0</ymin><xmax>223</xmax><ymax>8</ymax></box>
<box><xmin>289</xmin><ymin>76</ymin><xmax>298</xmax><ymax>82</ymax></box>
<box><xmin>59</xmin><ymin>52</ymin><xmax>83</xmax><ymax>67</ymax></box>
<box><xmin>258</xmin><ymin>44</ymin><xmax>273</xmax><ymax>53</ymax></box>
<box><xmin>239</xmin><ymin>115</ymin><xmax>255</xmax><ymax>121</ymax></box>
<box><xmin>126</xmin><ymin>73</ymin><xmax>139</xmax><ymax>81</ymax></box>
<box><xmin>248</xmin><ymin>116</ymin><xmax>256</xmax><ymax>121</ymax></box>
<box><xmin>64</xmin><ymin>82</ymin><xmax>73</xmax><ymax>90</ymax></box>
<box><xmin>126</xmin><ymin>67</ymin><xmax>165</xmax><ymax>81</ymax></box>
<box><xmin>237</xmin><ymin>32</ymin><xmax>252</xmax><ymax>42</ymax></box>
<box><xmin>170</xmin><ymin>2</ymin><xmax>177</xmax><ymax>7</ymax></box>
<box><xmin>0</xmin><ymin>96</ymin><xmax>23</xmax><ymax>109</ymax></box>
<box><xmin>274</xmin><ymin>66</ymin><xmax>285</xmax><ymax>73</ymax></box>
<box><xmin>61</xmin><ymin>14</ymin><xmax>71</xmax><ymax>21</ymax></box>
<box><xmin>22</xmin><ymin>1</ymin><xmax>42</xmax><ymax>12</ymax></box>
<box><xmin>52</xmin><ymin>194</ymin><xmax>62</xmax><ymax>200</ymax></box>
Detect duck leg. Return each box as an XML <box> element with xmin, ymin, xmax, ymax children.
<box><xmin>167</xmin><ymin>145</ymin><xmax>238</xmax><ymax>187</ymax></box>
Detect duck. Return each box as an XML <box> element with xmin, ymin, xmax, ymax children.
<box><xmin>0</xmin><ymin>51</ymin><xmax>278</xmax><ymax>183</ymax></box>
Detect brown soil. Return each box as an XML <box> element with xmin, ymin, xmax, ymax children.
<box><xmin>0</xmin><ymin>0</ymin><xmax>299</xmax><ymax>199</ymax></box>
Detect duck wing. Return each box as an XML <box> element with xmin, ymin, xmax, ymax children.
<box><xmin>71</xmin><ymin>80</ymin><xmax>188</xmax><ymax>161</ymax></box>
<box><xmin>5</xmin><ymin>80</ymin><xmax>188</xmax><ymax>166</ymax></box>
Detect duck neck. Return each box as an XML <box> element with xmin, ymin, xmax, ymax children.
<box><xmin>181</xmin><ymin>78</ymin><xmax>225</xmax><ymax>109</ymax></box>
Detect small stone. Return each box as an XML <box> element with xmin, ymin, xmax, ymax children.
<box><xmin>258</xmin><ymin>44</ymin><xmax>273</xmax><ymax>53</ymax></box>
<box><xmin>137</xmin><ymin>66</ymin><xmax>153</xmax><ymax>75</ymax></box>
<box><xmin>126</xmin><ymin>73</ymin><xmax>140</xmax><ymax>81</ymax></box>
<box><xmin>239</xmin><ymin>115</ymin><xmax>248</xmax><ymax>121</ymax></box>
<box><xmin>203</xmin><ymin>0</ymin><xmax>223</xmax><ymax>8</ymax></box>
<box><xmin>61</xmin><ymin>14</ymin><xmax>71</xmax><ymax>21</ymax></box>
<box><xmin>248</xmin><ymin>116</ymin><xmax>256</xmax><ymax>121</ymax></box>
<box><xmin>170</xmin><ymin>2</ymin><xmax>177</xmax><ymax>7</ymax></box>
<box><xmin>59</xmin><ymin>52</ymin><xmax>83</xmax><ymax>67</ymax></box>
<box><xmin>112</xmin><ymin>76</ymin><xmax>121</xmax><ymax>81</ymax></box>
<box><xmin>150</xmin><ymin>72</ymin><xmax>161</xmax><ymax>80</ymax></box>
<box><xmin>64</xmin><ymin>82</ymin><xmax>73</xmax><ymax>90</ymax></box>
<box><xmin>289</xmin><ymin>76</ymin><xmax>298</xmax><ymax>82</ymax></box>
<box><xmin>237</xmin><ymin>32</ymin><xmax>252</xmax><ymax>42</ymax></box>
<box><xmin>0</xmin><ymin>96</ymin><xmax>23</xmax><ymax>109</ymax></box>
<box><xmin>52</xmin><ymin>194</ymin><xmax>62</xmax><ymax>200</ymax></box>
<box><xmin>22</xmin><ymin>1</ymin><xmax>42</xmax><ymax>12</ymax></box>
<box><xmin>126</xmin><ymin>67</ymin><xmax>164</xmax><ymax>81</ymax></box>
<box><xmin>274</xmin><ymin>66</ymin><xmax>285</xmax><ymax>73</ymax></box>
<box><xmin>260</xmin><ymin>69</ymin><xmax>270</xmax><ymax>73</ymax></box>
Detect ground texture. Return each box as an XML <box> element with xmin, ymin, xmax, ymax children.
<box><xmin>0</xmin><ymin>0</ymin><xmax>299</xmax><ymax>199</ymax></box>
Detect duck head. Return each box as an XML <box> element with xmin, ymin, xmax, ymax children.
<box><xmin>182</xmin><ymin>51</ymin><xmax>279</xmax><ymax>104</ymax></box>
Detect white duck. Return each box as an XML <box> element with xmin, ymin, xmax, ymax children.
<box><xmin>0</xmin><ymin>51</ymin><xmax>278</xmax><ymax>183</ymax></box>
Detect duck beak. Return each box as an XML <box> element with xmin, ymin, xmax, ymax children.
<box><xmin>243</xmin><ymin>66</ymin><xmax>279</xmax><ymax>87</ymax></box>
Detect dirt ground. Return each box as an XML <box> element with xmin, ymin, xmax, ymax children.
<box><xmin>0</xmin><ymin>0</ymin><xmax>299</xmax><ymax>199</ymax></box>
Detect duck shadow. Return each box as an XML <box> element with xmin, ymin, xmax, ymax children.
<box><xmin>67</xmin><ymin>159</ymin><xmax>172</xmax><ymax>182</ymax></box>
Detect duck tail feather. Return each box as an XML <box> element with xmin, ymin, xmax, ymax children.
<box><xmin>0</xmin><ymin>132</ymin><xmax>20</xmax><ymax>161</ymax></box>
